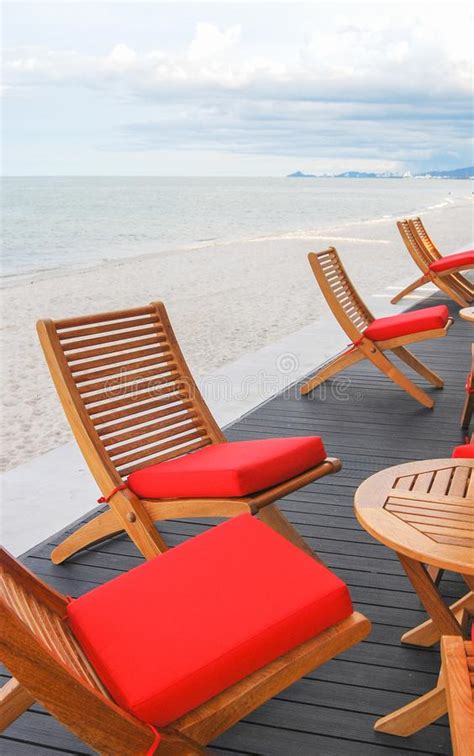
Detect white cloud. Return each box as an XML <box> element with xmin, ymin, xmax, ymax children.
<box><xmin>2</xmin><ymin>6</ymin><xmax>473</xmax><ymax>173</ymax></box>
<box><xmin>188</xmin><ymin>21</ymin><xmax>241</xmax><ymax>61</ymax></box>
<box><xmin>4</xmin><ymin>17</ymin><xmax>471</xmax><ymax>105</ymax></box>
<box><xmin>104</xmin><ymin>43</ymin><xmax>138</xmax><ymax>72</ymax></box>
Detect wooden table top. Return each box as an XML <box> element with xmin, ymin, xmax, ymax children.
<box><xmin>459</xmin><ymin>307</ymin><xmax>474</xmax><ymax>323</ymax></box>
<box><xmin>354</xmin><ymin>458</ymin><xmax>474</xmax><ymax>574</ymax></box>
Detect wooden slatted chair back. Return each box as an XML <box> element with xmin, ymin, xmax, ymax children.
<box><xmin>397</xmin><ymin>219</ymin><xmax>434</xmax><ymax>272</ymax></box>
<box><xmin>308</xmin><ymin>248</ymin><xmax>374</xmax><ymax>343</ymax></box>
<box><xmin>37</xmin><ymin>302</ymin><xmax>225</xmax><ymax>493</ymax></box>
<box><xmin>408</xmin><ymin>217</ymin><xmax>442</xmax><ymax>262</ymax></box>
<box><xmin>0</xmin><ymin>548</ymin><xmax>156</xmax><ymax>753</ymax></box>
<box><xmin>0</xmin><ymin>549</ymin><xmax>108</xmax><ymax>698</ymax></box>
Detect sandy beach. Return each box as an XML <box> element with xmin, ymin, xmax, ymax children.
<box><xmin>1</xmin><ymin>196</ymin><xmax>472</xmax><ymax>472</ymax></box>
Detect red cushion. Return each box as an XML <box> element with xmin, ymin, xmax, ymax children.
<box><xmin>363</xmin><ymin>305</ymin><xmax>449</xmax><ymax>342</ymax></box>
<box><xmin>429</xmin><ymin>250</ymin><xmax>474</xmax><ymax>273</ymax></box>
<box><xmin>67</xmin><ymin>514</ymin><xmax>353</xmax><ymax>726</ymax></box>
<box><xmin>452</xmin><ymin>443</ymin><xmax>474</xmax><ymax>458</ymax></box>
<box><xmin>127</xmin><ymin>437</ymin><xmax>326</xmax><ymax>499</ymax></box>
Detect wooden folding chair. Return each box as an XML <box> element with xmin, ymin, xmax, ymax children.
<box><xmin>37</xmin><ymin>302</ymin><xmax>340</xmax><ymax>565</ymax></box>
<box><xmin>0</xmin><ymin>524</ymin><xmax>371</xmax><ymax>754</ymax></box>
<box><xmin>374</xmin><ymin>634</ymin><xmax>474</xmax><ymax>756</ymax></box>
<box><xmin>301</xmin><ymin>248</ymin><xmax>453</xmax><ymax>407</ymax></box>
<box><xmin>392</xmin><ymin>217</ymin><xmax>474</xmax><ymax>307</ymax></box>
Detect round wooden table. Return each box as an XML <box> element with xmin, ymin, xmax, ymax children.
<box><xmin>355</xmin><ymin>458</ymin><xmax>474</xmax><ymax>645</ymax></box>
<box><xmin>355</xmin><ymin>458</ymin><xmax>474</xmax><ymax>737</ymax></box>
<box><xmin>459</xmin><ymin>306</ymin><xmax>474</xmax><ymax>322</ymax></box>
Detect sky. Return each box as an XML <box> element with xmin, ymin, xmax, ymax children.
<box><xmin>2</xmin><ymin>1</ymin><xmax>473</xmax><ymax>176</ymax></box>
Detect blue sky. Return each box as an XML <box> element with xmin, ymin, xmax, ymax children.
<box><xmin>3</xmin><ymin>1</ymin><xmax>473</xmax><ymax>175</ymax></box>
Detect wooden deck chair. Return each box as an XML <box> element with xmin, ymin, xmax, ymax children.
<box><xmin>0</xmin><ymin>520</ymin><xmax>371</xmax><ymax>754</ymax></box>
<box><xmin>37</xmin><ymin>302</ymin><xmax>341</xmax><ymax>565</ymax></box>
<box><xmin>392</xmin><ymin>218</ymin><xmax>474</xmax><ymax>307</ymax></box>
<box><xmin>300</xmin><ymin>248</ymin><xmax>454</xmax><ymax>407</ymax></box>
<box><xmin>374</xmin><ymin>633</ymin><xmax>474</xmax><ymax>756</ymax></box>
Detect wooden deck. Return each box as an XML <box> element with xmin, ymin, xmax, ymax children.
<box><xmin>2</xmin><ymin>294</ymin><xmax>472</xmax><ymax>755</ymax></box>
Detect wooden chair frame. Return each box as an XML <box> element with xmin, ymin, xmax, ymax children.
<box><xmin>392</xmin><ymin>218</ymin><xmax>474</xmax><ymax>307</ymax></box>
<box><xmin>37</xmin><ymin>302</ymin><xmax>341</xmax><ymax>564</ymax></box>
<box><xmin>461</xmin><ymin>345</ymin><xmax>474</xmax><ymax>430</ymax></box>
<box><xmin>0</xmin><ymin>548</ymin><xmax>371</xmax><ymax>754</ymax></box>
<box><xmin>374</xmin><ymin>635</ymin><xmax>474</xmax><ymax>756</ymax></box>
<box><xmin>300</xmin><ymin>248</ymin><xmax>453</xmax><ymax>407</ymax></box>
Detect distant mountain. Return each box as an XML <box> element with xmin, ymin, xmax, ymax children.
<box><xmin>335</xmin><ymin>170</ymin><xmax>405</xmax><ymax>178</ymax></box>
<box><xmin>417</xmin><ymin>166</ymin><xmax>474</xmax><ymax>179</ymax></box>
<box><xmin>336</xmin><ymin>171</ymin><xmax>378</xmax><ymax>178</ymax></box>
<box><xmin>286</xmin><ymin>166</ymin><xmax>473</xmax><ymax>179</ymax></box>
<box><xmin>287</xmin><ymin>171</ymin><xmax>317</xmax><ymax>178</ymax></box>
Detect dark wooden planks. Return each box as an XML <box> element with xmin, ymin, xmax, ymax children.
<box><xmin>2</xmin><ymin>295</ymin><xmax>471</xmax><ymax>755</ymax></box>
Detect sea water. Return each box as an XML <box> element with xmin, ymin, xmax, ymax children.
<box><xmin>1</xmin><ymin>176</ymin><xmax>472</xmax><ymax>279</ymax></box>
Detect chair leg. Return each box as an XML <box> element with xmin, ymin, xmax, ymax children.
<box><xmin>390</xmin><ymin>274</ymin><xmax>429</xmax><ymax>304</ymax></box>
<box><xmin>364</xmin><ymin>348</ymin><xmax>434</xmax><ymax>408</ymax></box>
<box><xmin>442</xmin><ymin>271</ymin><xmax>474</xmax><ymax>302</ymax></box>
<box><xmin>52</xmin><ymin>497</ymin><xmax>171</xmax><ymax>564</ymax></box>
<box><xmin>50</xmin><ymin>508</ymin><xmax>129</xmax><ymax>564</ymax></box>
<box><xmin>461</xmin><ymin>388</ymin><xmax>474</xmax><ymax>429</ymax></box>
<box><xmin>300</xmin><ymin>347</ymin><xmax>364</xmax><ymax>395</ymax></box>
<box><xmin>0</xmin><ymin>679</ymin><xmax>34</xmax><ymax>731</ymax></box>
<box><xmin>257</xmin><ymin>503</ymin><xmax>322</xmax><ymax>562</ymax></box>
<box><xmin>374</xmin><ymin>680</ymin><xmax>446</xmax><ymax>736</ymax></box>
<box><xmin>432</xmin><ymin>274</ymin><xmax>471</xmax><ymax>307</ymax></box>
<box><xmin>391</xmin><ymin>347</ymin><xmax>444</xmax><ymax>388</ymax></box>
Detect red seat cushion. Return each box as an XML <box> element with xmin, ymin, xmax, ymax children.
<box><xmin>452</xmin><ymin>442</ymin><xmax>474</xmax><ymax>458</ymax></box>
<box><xmin>67</xmin><ymin>514</ymin><xmax>353</xmax><ymax>726</ymax></box>
<box><xmin>363</xmin><ymin>305</ymin><xmax>449</xmax><ymax>343</ymax></box>
<box><xmin>127</xmin><ymin>436</ymin><xmax>326</xmax><ymax>499</ymax></box>
<box><xmin>429</xmin><ymin>250</ymin><xmax>474</xmax><ymax>273</ymax></box>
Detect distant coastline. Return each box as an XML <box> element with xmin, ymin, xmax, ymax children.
<box><xmin>287</xmin><ymin>166</ymin><xmax>474</xmax><ymax>180</ymax></box>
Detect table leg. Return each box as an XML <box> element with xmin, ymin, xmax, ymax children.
<box><xmin>397</xmin><ymin>553</ymin><xmax>464</xmax><ymax>646</ymax></box>
<box><xmin>426</xmin><ymin>565</ymin><xmax>443</xmax><ymax>585</ymax></box>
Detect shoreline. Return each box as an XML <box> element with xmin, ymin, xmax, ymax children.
<box><xmin>0</xmin><ymin>198</ymin><xmax>472</xmax><ymax>472</ymax></box>
<box><xmin>1</xmin><ymin>188</ymin><xmax>471</xmax><ymax>289</ymax></box>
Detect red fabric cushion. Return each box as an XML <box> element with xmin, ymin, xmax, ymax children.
<box><xmin>429</xmin><ymin>250</ymin><xmax>474</xmax><ymax>273</ymax></box>
<box><xmin>127</xmin><ymin>437</ymin><xmax>326</xmax><ymax>499</ymax></box>
<box><xmin>363</xmin><ymin>305</ymin><xmax>449</xmax><ymax>342</ymax></box>
<box><xmin>68</xmin><ymin>514</ymin><xmax>353</xmax><ymax>726</ymax></box>
<box><xmin>452</xmin><ymin>443</ymin><xmax>474</xmax><ymax>458</ymax></box>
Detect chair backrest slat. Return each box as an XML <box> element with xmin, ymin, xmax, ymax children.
<box><xmin>397</xmin><ymin>219</ymin><xmax>432</xmax><ymax>270</ymax></box>
<box><xmin>308</xmin><ymin>248</ymin><xmax>374</xmax><ymax>341</ymax></box>
<box><xmin>409</xmin><ymin>217</ymin><xmax>441</xmax><ymax>261</ymax></box>
<box><xmin>0</xmin><ymin>552</ymin><xmax>108</xmax><ymax>698</ymax></box>
<box><xmin>37</xmin><ymin>302</ymin><xmax>225</xmax><ymax>494</ymax></box>
<box><xmin>0</xmin><ymin>549</ymin><xmax>156</xmax><ymax>754</ymax></box>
